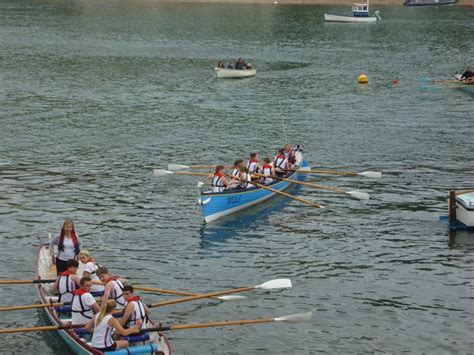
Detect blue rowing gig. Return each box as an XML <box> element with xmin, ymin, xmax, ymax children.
<box><xmin>35</xmin><ymin>244</ymin><xmax>172</xmax><ymax>355</ymax></box>
<box><xmin>197</xmin><ymin>148</ymin><xmax>310</xmax><ymax>223</ymax></box>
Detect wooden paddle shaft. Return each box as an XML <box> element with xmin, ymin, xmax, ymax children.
<box><xmin>153</xmin><ymin>317</ymin><xmax>275</xmax><ymax>332</ymax></box>
<box><xmin>254</xmin><ymin>173</ymin><xmax>345</xmax><ymax>194</ymax></box>
<box><xmin>0</xmin><ymin>279</ymin><xmax>55</xmax><ymax>285</ymax></box>
<box><xmin>225</xmin><ymin>173</ymin><xmax>322</xmax><ymax>209</ymax></box>
<box><xmin>0</xmin><ymin>303</ymin><xmax>63</xmax><ymax>312</ymax></box>
<box><xmin>298</xmin><ymin>169</ymin><xmax>357</xmax><ymax>176</ymax></box>
<box><xmin>134</xmin><ymin>286</ymin><xmax>228</xmax><ymax>299</ymax></box>
<box><xmin>149</xmin><ymin>286</ymin><xmax>254</xmax><ymax>308</ymax></box>
<box><xmin>188</xmin><ymin>165</ymin><xmax>232</xmax><ymax>169</ymax></box>
<box><xmin>175</xmin><ymin>171</ymin><xmax>210</xmax><ymax>176</ymax></box>
<box><xmin>0</xmin><ymin>323</ymin><xmax>84</xmax><ymax>334</ymax></box>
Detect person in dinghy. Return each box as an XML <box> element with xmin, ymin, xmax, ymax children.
<box><xmin>49</xmin><ymin>218</ymin><xmax>82</xmax><ymax>274</ymax></box>
<box><xmin>119</xmin><ymin>285</ymin><xmax>151</xmax><ymax>330</ymax></box>
<box><xmin>96</xmin><ymin>266</ymin><xmax>128</xmax><ymax>310</ymax></box>
<box><xmin>460</xmin><ymin>65</ymin><xmax>474</xmax><ymax>82</ymax></box>
<box><xmin>85</xmin><ymin>300</ymin><xmax>141</xmax><ymax>353</ymax></box>
<box><xmin>273</xmin><ymin>149</ymin><xmax>289</xmax><ymax>176</ymax></box>
<box><xmin>71</xmin><ymin>276</ymin><xmax>100</xmax><ymax>325</ymax></box>
<box><xmin>51</xmin><ymin>259</ymin><xmax>80</xmax><ymax>304</ymax></box>
<box><xmin>78</xmin><ymin>250</ymin><xmax>104</xmax><ymax>295</ymax></box>
<box><xmin>246</xmin><ymin>153</ymin><xmax>262</xmax><ymax>181</ymax></box>
<box><xmin>261</xmin><ymin>157</ymin><xmax>275</xmax><ymax>184</ymax></box>
<box><xmin>208</xmin><ymin>165</ymin><xmax>232</xmax><ymax>193</ymax></box>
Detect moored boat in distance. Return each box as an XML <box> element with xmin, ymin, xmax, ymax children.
<box><xmin>448</xmin><ymin>190</ymin><xmax>474</xmax><ymax>229</ymax></box>
<box><xmin>324</xmin><ymin>1</ymin><xmax>381</xmax><ymax>23</ymax></box>
<box><xmin>198</xmin><ymin>147</ymin><xmax>310</xmax><ymax>223</ymax></box>
<box><xmin>215</xmin><ymin>67</ymin><xmax>257</xmax><ymax>79</ymax></box>
<box><xmin>404</xmin><ymin>0</ymin><xmax>457</xmax><ymax>6</ymax></box>
<box><xmin>36</xmin><ymin>244</ymin><xmax>171</xmax><ymax>355</ymax></box>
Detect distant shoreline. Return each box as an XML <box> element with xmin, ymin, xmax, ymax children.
<box><xmin>144</xmin><ymin>0</ymin><xmax>473</xmax><ymax>5</ymax></box>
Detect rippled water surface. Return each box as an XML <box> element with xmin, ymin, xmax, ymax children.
<box><xmin>0</xmin><ymin>1</ymin><xmax>473</xmax><ymax>353</ymax></box>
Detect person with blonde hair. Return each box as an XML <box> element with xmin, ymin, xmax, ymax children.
<box><xmin>78</xmin><ymin>250</ymin><xmax>104</xmax><ymax>294</ymax></box>
<box><xmin>49</xmin><ymin>218</ymin><xmax>82</xmax><ymax>274</ymax></box>
<box><xmin>85</xmin><ymin>300</ymin><xmax>141</xmax><ymax>352</ymax></box>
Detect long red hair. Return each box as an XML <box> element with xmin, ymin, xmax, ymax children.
<box><xmin>58</xmin><ymin>218</ymin><xmax>79</xmax><ymax>254</ymax></box>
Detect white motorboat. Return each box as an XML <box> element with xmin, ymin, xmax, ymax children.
<box><xmin>215</xmin><ymin>67</ymin><xmax>256</xmax><ymax>79</ymax></box>
<box><xmin>324</xmin><ymin>2</ymin><xmax>381</xmax><ymax>23</ymax></box>
<box><xmin>454</xmin><ymin>191</ymin><xmax>474</xmax><ymax>228</ymax></box>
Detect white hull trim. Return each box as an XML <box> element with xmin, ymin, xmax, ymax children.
<box><xmin>324</xmin><ymin>13</ymin><xmax>378</xmax><ymax>22</ymax></box>
<box><xmin>215</xmin><ymin>68</ymin><xmax>257</xmax><ymax>78</ymax></box>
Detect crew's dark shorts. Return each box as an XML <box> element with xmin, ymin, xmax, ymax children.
<box><xmin>94</xmin><ymin>342</ymin><xmax>117</xmax><ymax>352</ymax></box>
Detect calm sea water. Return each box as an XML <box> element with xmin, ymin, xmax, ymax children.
<box><xmin>0</xmin><ymin>1</ymin><xmax>473</xmax><ymax>353</ymax></box>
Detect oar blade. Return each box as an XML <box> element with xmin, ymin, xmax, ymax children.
<box><xmin>346</xmin><ymin>191</ymin><xmax>370</xmax><ymax>200</ymax></box>
<box><xmin>153</xmin><ymin>169</ymin><xmax>174</xmax><ymax>176</ymax></box>
<box><xmin>217</xmin><ymin>295</ymin><xmax>247</xmax><ymax>301</ymax></box>
<box><xmin>274</xmin><ymin>311</ymin><xmax>312</xmax><ymax>323</ymax></box>
<box><xmin>358</xmin><ymin>171</ymin><xmax>382</xmax><ymax>179</ymax></box>
<box><xmin>168</xmin><ymin>164</ymin><xmax>190</xmax><ymax>171</ymax></box>
<box><xmin>255</xmin><ymin>278</ymin><xmax>292</xmax><ymax>290</ymax></box>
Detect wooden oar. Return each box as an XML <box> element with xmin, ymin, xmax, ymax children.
<box><xmin>153</xmin><ymin>170</ymin><xmax>209</xmax><ymax>177</ymax></box>
<box><xmin>253</xmin><ymin>173</ymin><xmax>370</xmax><ymax>200</ymax></box>
<box><xmin>0</xmin><ymin>312</ymin><xmax>312</xmax><ymax>334</ymax></box>
<box><xmin>0</xmin><ymin>279</ymin><xmax>56</xmax><ymax>285</ymax></box>
<box><xmin>142</xmin><ymin>312</ymin><xmax>312</xmax><ymax>332</ymax></box>
<box><xmin>0</xmin><ymin>323</ymin><xmax>85</xmax><ymax>334</ymax></box>
<box><xmin>0</xmin><ymin>302</ymin><xmax>63</xmax><ymax>312</ymax></box>
<box><xmin>456</xmin><ymin>189</ymin><xmax>474</xmax><ymax>196</ymax></box>
<box><xmin>133</xmin><ymin>286</ymin><xmax>246</xmax><ymax>301</ymax></box>
<box><xmin>168</xmin><ymin>164</ymin><xmax>232</xmax><ymax>171</ymax></box>
<box><xmin>297</xmin><ymin>169</ymin><xmax>382</xmax><ymax>179</ymax></box>
<box><xmin>224</xmin><ymin>174</ymin><xmax>324</xmax><ymax>209</ymax></box>
<box><xmin>148</xmin><ymin>278</ymin><xmax>292</xmax><ymax>308</ymax></box>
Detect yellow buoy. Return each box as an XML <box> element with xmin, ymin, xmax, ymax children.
<box><xmin>358</xmin><ymin>74</ymin><xmax>368</xmax><ymax>84</ymax></box>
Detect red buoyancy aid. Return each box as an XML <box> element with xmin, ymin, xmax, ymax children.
<box><xmin>263</xmin><ymin>164</ymin><xmax>273</xmax><ymax>170</ymax></box>
<box><xmin>59</xmin><ymin>270</ymin><xmax>75</xmax><ymax>276</ymax></box>
<box><xmin>72</xmin><ymin>289</ymin><xmax>87</xmax><ymax>296</ymax></box>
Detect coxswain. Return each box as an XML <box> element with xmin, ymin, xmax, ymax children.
<box><xmin>119</xmin><ymin>285</ymin><xmax>151</xmax><ymax>330</ymax></box>
<box><xmin>85</xmin><ymin>300</ymin><xmax>141</xmax><ymax>353</ymax></box>
<box><xmin>209</xmin><ymin>165</ymin><xmax>230</xmax><ymax>193</ymax></box>
<box><xmin>49</xmin><ymin>218</ymin><xmax>82</xmax><ymax>275</ymax></box>
<box><xmin>246</xmin><ymin>153</ymin><xmax>262</xmax><ymax>180</ymax></box>
<box><xmin>261</xmin><ymin>157</ymin><xmax>275</xmax><ymax>184</ymax></box>
<box><xmin>78</xmin><ymin>250</ymin><xmax>104</xmax><ymax>294</ymax></box>
<box><xmin>273</xmin><ymin>148</ymin><xmax>289</xmax><ymax>175</ymax></box>
<box><xmin>283</xmin><ymin>144</ymin><xmax>297</xmax><ymax>168</ymax></box>
<box><xmin>460</xmin><ymin>65</ymin><xmax>473</xmax><ymax>81</ymax></box>
<box><xmin>96</xmin><ymin>266</ymin><xmax>128</xmax><ymax>310</ymax></box>
<box><xmin>71</xmin><ymin>276</ymin><xmax>100</xmax><ymax>325</ymax></box>
<box><xmin>51</xmin><ymin>259</ymin><xmax>80</xmax><ymax>304</ymax></box>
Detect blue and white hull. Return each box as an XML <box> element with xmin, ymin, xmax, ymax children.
<box><xmin>199</xmin><ymin>151</ymin><xmax>310</xmax><ymax>223</ymax></box>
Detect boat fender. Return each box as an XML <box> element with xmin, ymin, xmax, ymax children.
<box><xmin>201</xmin><ymin>197</ymin><xmax>211</xmax><ymax>206</ymax></box>
<box><xmin>121</xmin><ymin>333</ymin><xmax>150</xmax><ymax>343</ymax></box>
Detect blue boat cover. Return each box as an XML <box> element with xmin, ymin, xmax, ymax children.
<box><xmin>105</xmin><ymin>343</ymin><xmax>157</xmax><ymax>354</ymax></box>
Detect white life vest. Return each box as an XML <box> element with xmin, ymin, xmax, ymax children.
<box><xmin>91</xmin><ymin>314</ymin><xmax>114</xmax><ymax>349</ymax></box>
<box><xmin>211</xmin><ymin>173</ymin><xmax>226</xmax><ymax>193</ymax></box>
<box><xmin>246</xmin><ymin>160</ymin><xmax>259</xmax><ymax>174</ymax></box>
<box><xmin>71</xmin><ymin>291</ymin><xmax>95</xmax><ymax>324</ymax></box>
<box><xmin>239</xmin><ymin>172</ymin><xmax>252</xmax><ymax>189</ymax></box>
<box><xmin>58</xmin><ymin>272</ymin><xmax>76</xmax><ymax>303</ymax></box>
<box><xmin>127</xmin><ymin>297</ymin><xmax>148</xmax><ymax>329</ymax></box>
<box><xmin>261</xmin><ymin>164</ymin><xmax>273</xmax><ymax>184</ymax></box>
<box><xmin>231</xmin><ymin>167</ymin><xmax>240</xmax><ymax>178</ymax></box>
<box><xmin>107</xmin><ymin>278</ymin><xmax>126</xmax><ymax>309</ymax></box>
<box><xmin>274</xmin><ymin>155</ymin><xmax>287</xmax><ymax>171</ymax></box>
<box><xmin>84</xmin><ymin>262</ymin><xmax>104</xmax><ymax>293</ymax></box>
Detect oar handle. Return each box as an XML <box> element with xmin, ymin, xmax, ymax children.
<box><xmin>133</xmin><ymin>285</ymin><xmax>230</xmax><ymax>299</ymax></box>
<box><xmin>0</xmin><ymin>302</ymin><xmax>63</xmax><ymax>312</ymax></box>
<box><xmin>149</xmin><ymin>286</ymin><xmax>254</xmax><ymax>308</ymax></box>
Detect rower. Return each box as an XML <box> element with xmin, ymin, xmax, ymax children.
<box><xmin>261</xmin><ymin>157</ymin><xmax>275</xmax><ymax>184</ymax></box>
<box><xmin>209</xmin><ymin>165</ymin><xmax>230</xmax><ymax>193</ymax></box>
<box><xmin>246</xmin><ymin>153</ymin><xmax>262</xmax><ymax>180</ymax></box>
<box><xmin>71</xmin><ymin>277</ymin><xmax>100</xmax><ymax>325</ymax></box>
<box><xmin>51</xmin><ymin>259</ymin><xmax>80</xmax><ymax>304</ymax></box>
<box><xmin>119</xmin><ymin>285</ymin><xmax>151</xmax><ymax>330</ymax></box>
<box><xmin>78</xmin><ymin>250</ymin><xmax>104</xmax><ymax>295</ymax></box>
<box><xmin>85</xmin><ymin>300</ymin><xmax>141</xmax><ymax>353</ymax></box>
<box><xmin>237</xmin><ymin>166</ymin><xmax>252</xmax><ymax>189</ymax></box>
<box><xmin>230</xmin><ymin>159</ymin><xmax>244</xmax><ymax>188</ymax></box>
<box><xmin>96</xmin><ymin>266</ymin><xmax>128</xmax><ymax>310</ymax></box>
<box><xmin>273</xmin><ymin>148</ymin><xmax>289</xmax><ymax>176</ymax></box>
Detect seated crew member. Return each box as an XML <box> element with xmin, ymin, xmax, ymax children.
<box><xmin>229</xmin><ymin>159</ymin><xmax>244</xmax><ymax>188</ymax></box>
<box><xmin>96</xmin><ymin>266</ymin><xmax>128</xmax><ymax>310</ymax></box>
<box><xmin>78</xmin><ymin>250</ymin><xmax>104</xmax><ymax>294</ymax></box>
<box><xmin>283</xmin><ymin>144</ymin><xmax>297</xmax><ymax>169</ymax></box>
<box><xmin>209</xmin><ymin>165</ymin><xmax>230</xmax><ymax>193</ymax></box>
<box><xmin>238</xmin><ymin>166</ymin><xmax>252</xmax><ymax>189</ymax></box>
<box><xmin>217</xmin><ymin>61</ymin><xmax>225</xmax><ymax>69</ymax></box>
<box><xmin>85</xmin><ymin>300</ymin><xmax>141</xmax><ymax>353</ymax></box>
<box><xmin>460</xmin><ymin>66</ymin><xmax>473</xmax><ymax>81</ymax></box>
<box><xmin>273</xmin><ymin>148</ymin><xmax>289</xmax><ymax>175</ymax></box>
<box><xmin>246</xmin><ymin>153</ymin><xmax>262</xmax><ymax>181</ymax></box>
<box><xmin>119</xmin><ymin>285</ymin><xmax>151</xmax><ymax>330</ymax></box>
<box><xmin>51</xmin><ymin>259</ymin><xmax>80</xmax><ymax>304</ymax></box>
<box><xmin>235</xmin><ymin>58</ymin><xmax>245</xmax><ymax>70</ymax></box>
<box><xmin>71</xmin><ymin>276</ymin><xmax>100</xmax><ymax>325</ymax></box>
<box><xmin>261</xmin><ymin>157</ymin><xmax>275</xmax><ymax>184</ymax></box>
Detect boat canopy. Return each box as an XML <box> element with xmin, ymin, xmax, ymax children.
<box><xmin>352</xmin><ymin>3</ymin><xmax>369</xmax><ymax>16</ymax></box>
